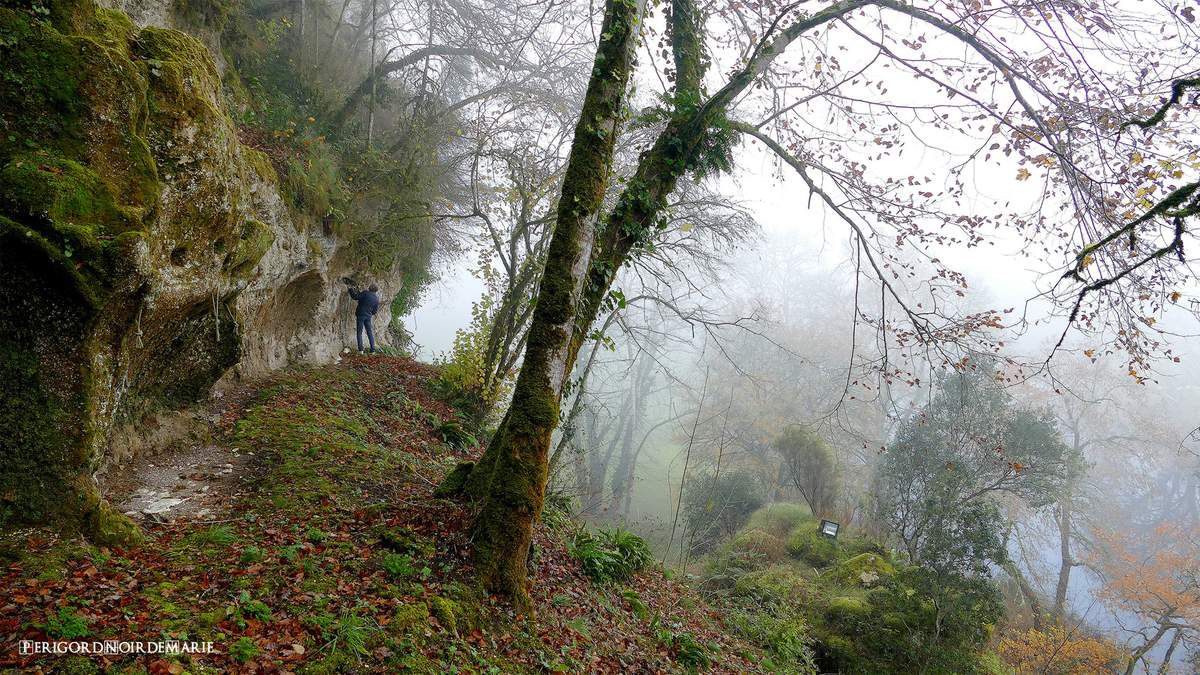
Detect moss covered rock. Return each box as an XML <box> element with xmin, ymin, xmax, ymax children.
<box><xmin>786</xmin><ymin>522</ymin><xmax>838</xmax><ymax>568</ymax></box>
<box><xmin>827</xmin><ymin>596</ymin><xmax>870</xmax><ymax>621</ymax></box>
<box><xmin>428</xmin><ymin>596</ymin><xmax>458</xmax><ymax>634</ymax></box>
<box><xmin>224</xmin><ymin>219</ymin><xmax>274</xmax><ymax>278</ymax></box>
<box><xmin>0</xmin><ymin>0</ymin><xmax>275</xmax><ymax>541</ymax></box>
<box><xmin>733</xmin><ymin>564</ymin><xmax>811</xmax><ymax>604</ymax></box>
<box><xmin>0</xmin><ymin>0</ymin><xmax>437</xmax><ymax>543</ymax></box>
<box><xmin>826</xmin><ymin>553</ymin><xmax>895</xmax><ymax>588</ymax></box>
<box><xmin>81</xmin><ymin>491</ymin><xmax>145</xmax><ymax>547</ymax></box>
<box><xmin>390</xmin><ymin>602</ymin><xmax>430</xmax><ymax>635</ymax></box>
<box><xmin>730</xmin><ymin>528</ymin><xmax>788</xmax><ymax>564</ymax></box>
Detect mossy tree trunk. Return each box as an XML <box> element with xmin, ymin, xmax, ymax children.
<box><xmin>450</xmin><ymin>0</ymin><xmax>871</xmax><ymax>604</ymax></box>
<box><xmin>458</xmin><ymin>0</ymin><xmax>645</xmax><ymax>605</ymax></box>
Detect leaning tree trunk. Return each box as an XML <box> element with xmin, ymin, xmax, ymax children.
<box><xmin>1124</xmin><ymin>621</ymin><xmax>1174</xmax><ymax>675</ymax></box>
<box><xmin>440</xmin><ymin>0</ymin><xmax>645</xmax><ymax>606</ymax></box>
<box><xmin>440</xmin><ymin>0</ymin><xmax>867</xmax><ymax>604</ymax></box>
<box><xmin>1002</xmin><ymin>561</ymin><xmax>1044</xmax><ymax>630</ymax></box>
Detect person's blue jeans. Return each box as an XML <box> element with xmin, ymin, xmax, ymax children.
<box><xmin>356</xmin><ymin>315</ymin><xmax>376</xmax><ymax>352</ymax></box>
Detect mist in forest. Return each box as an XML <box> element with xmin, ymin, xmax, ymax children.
<box><xmin>300</xmin><ymin>0</ymin><xmax>1200</xmax><ymax>665</ymax></box>
<box><xmin>403</xmin><ymin>35</ymin><xmax>1200</xmax><ymax>664</ymax></box>
<box><xmin>413</xmin><ymin>185</ymin><xmax>1200</xmax><ymax>668</ymax></box>
<box><xmin>5</xmin><ymin>0</ymin><xmax>1199</xmax><ymax>669</ymax></box>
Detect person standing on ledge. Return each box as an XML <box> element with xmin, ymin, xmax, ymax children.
<box><xmin>346</xmin><ymin>280</ymin><xmax>381</xmax><ymax>354</ymax></box>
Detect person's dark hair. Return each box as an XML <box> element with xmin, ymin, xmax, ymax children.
<box><xmin>368</xmin><ymin>283</ymin><xmax>379</xmax><ymax>292</ymax></box>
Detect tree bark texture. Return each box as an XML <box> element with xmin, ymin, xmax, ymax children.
<box><xmin>451</xmin><ymin>0</ymin><xmax>870</xmax><ymax>603</ymax></box>
<box><xmin>453</xmin><ymin>0</ymin><xmax>646</xmax><ymax>606</ymax></box>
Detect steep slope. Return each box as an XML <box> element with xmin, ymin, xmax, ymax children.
<box><xmin>0</xmin><ymin>357</ymin><xmax>770</xmax><ymax>673</ymax></box>
<box><xmin>0</xmin><ymin>0</ymin><xmax>427</xmax><ymax>542</ymax></box>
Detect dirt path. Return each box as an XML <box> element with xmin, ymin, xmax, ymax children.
<box><xmin>98</xmin><ymin>386</ymin><xmax>267</xmax><ymax>525</ymax></box>
<box><xmin>101</xmin><ymin>443</ymin><xmax>259</xmax><ymax>523</ymax></box>
<box><xmin>4</xmin><ymin>357</ymin><xmax>770</xmax><ymax>674</ymax></box>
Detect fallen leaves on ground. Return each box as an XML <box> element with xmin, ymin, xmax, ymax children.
<box><xmin>1</xmin><ymin>356</ymin><xmax>765</xmax><ymax>673</ymax></box>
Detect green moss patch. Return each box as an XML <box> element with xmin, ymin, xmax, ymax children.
<box><xmin>786</xmin><ymin>522</ymin><xmax>838</xmax><ymax>568</ymax></box>
<box><xmin>824</xmin><ymin>553</ymin><xmax>895</xmax><ymax>588</ymax></box>
<box><xmin>224</xmin><ymin>218</ymin><xmax>274</xmax><ymax>277</ymax></box>
<box><xmin>390</xmin><ymin>602</ymin><xmax>429</xmax><ymax>635</ymax></box>
<box><xmin>0</xmin><ymin>156</ymin><xmax>133</xmax><ymax>235</ymax></box>
<box><xmin>744</xmin><ymin>503</ymin><xmax>813</xmax><ymax>540</ymax></box>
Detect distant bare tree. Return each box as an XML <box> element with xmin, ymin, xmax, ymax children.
<box><xmin>775</xmin><ymin>427</ymin><xmax>839</xmax><ymax>518</ymax></box>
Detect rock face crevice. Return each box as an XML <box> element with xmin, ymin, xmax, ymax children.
<box><xmin>0</xmin><ymin>0</ymin><xmax>407</xmax><ymax>542</ymax></box>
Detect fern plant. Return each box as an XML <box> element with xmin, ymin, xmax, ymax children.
<box><xmin>435</xmin><ymin>420</ymin><xmax>477</xmax><ymax>451</ymax></box>
<box><xmin>570</xmin><ymin>527</ymin><xmax>653</xmax><ymax>583</ymax></box>
<box><xmin>651</xmin><ymin>615</ymin><xmax>715</xmax><ymax>673</ymax></box>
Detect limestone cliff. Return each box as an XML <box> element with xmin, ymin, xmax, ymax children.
<box><xmin>0</xmin><ymin>0</ymin><xmax>428</xmax><ymax>542</ymax></box>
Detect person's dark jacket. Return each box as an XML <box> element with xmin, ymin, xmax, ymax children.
<box><xmin>348</xmin><ymin>288</ymin><xmax>380</xmax><ymax>318</ymax></box>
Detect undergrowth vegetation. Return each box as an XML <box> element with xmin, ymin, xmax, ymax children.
<box><xmin>570</xmin><ymin>527</ymin><xmax>654</xmax><ymax>583</ymax></box>
<box><xmin>701</xmin><ymin>502</ymin><xmax>1008</xmax><ymax>673</ymax></box>
<box><xmin>219</xmin><ymin>0</ymin><xmax>451</xmax><ymax>294</ymax></box>
<box><xmin>1</xmin><ymin>357</ymin><xmax>770</xmax><ymax>673</ymax></box>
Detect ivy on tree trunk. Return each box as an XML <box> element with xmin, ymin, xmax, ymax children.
<box><xmin>442</xmin><ymin>0</ymin><xmax>872</xmax><ymax>605</ymax></box>
<box><xmin>445</xmin><ymin>0</ymin><xmax>646</xmax><ymax>606</ymax></box>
